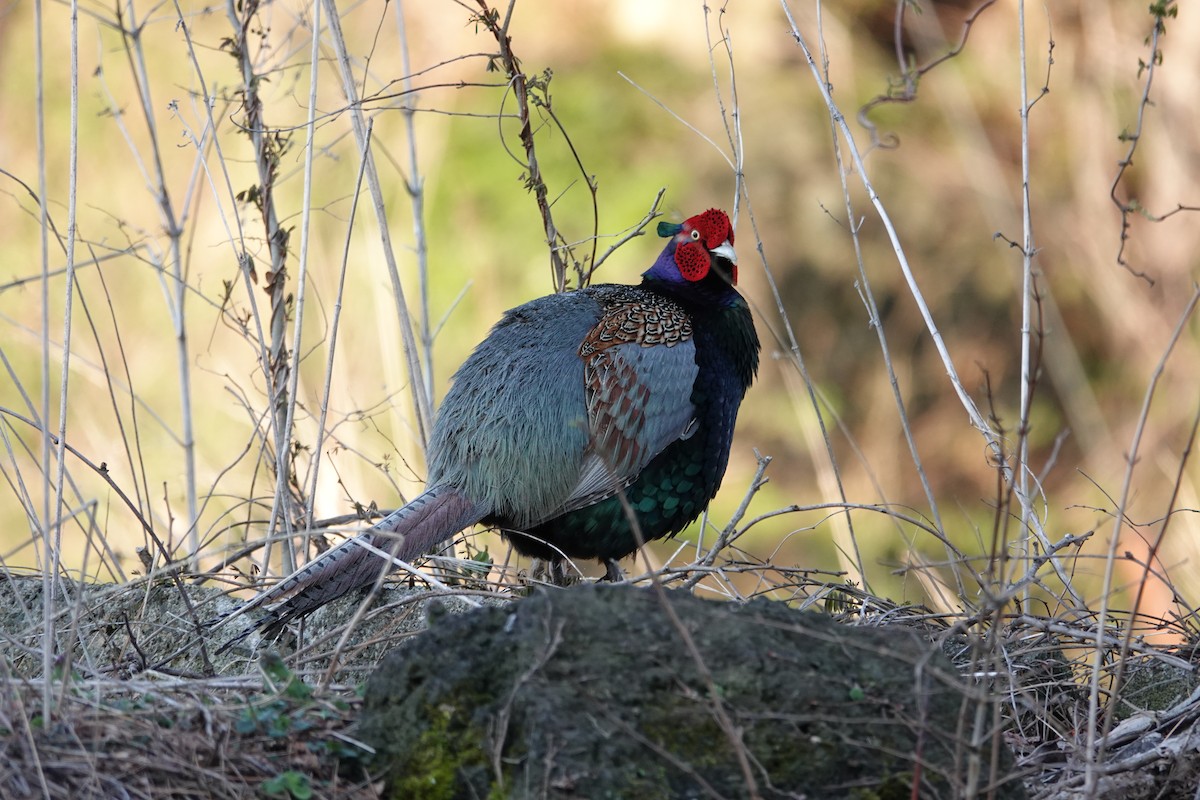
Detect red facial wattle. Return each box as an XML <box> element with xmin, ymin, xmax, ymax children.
<box><xmin>674</xmin><ymin>240</ymin><xmax>711</xmax><ymax>281</ymax></box>
<box><xmin>672</xmin><ymin>209</ymin><xmax>737</xmax><ymax>284</ymax></box>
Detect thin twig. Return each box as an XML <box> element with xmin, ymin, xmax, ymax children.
<box><xmin>1083</xmin><ymin>284</ymin><xmax>1200</xmax><ymax>792</ymax></box>
<box><xmin>857</xmin><ymin>0</ymin><xmax>1000</xmax><ymax>147</ymax></box>
<box><xmin>474</xmin><ymin>0</ymin><xmax>570</xmax><ymax>291</ymax></box>
<box><xmin>1109</xmin><ymin>5</ymin><xmax>1191</xmax><ymax>282</ymax></box>
<box><xmin>815</xmin><ymin>2</ymin><xmax>936</xmax><ymax>596</ymax></box>
<box><xmin>321</xmin><ymin>0</ymin><xmax>434</xmax><ymax>448</ymax></box>
<box><xmin>780</xmin><ymin>0</ymin><xmax>1081</xmax><ymax>606</ymax></box>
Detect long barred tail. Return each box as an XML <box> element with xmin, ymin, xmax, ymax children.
<box><xmin>214</xmin><ymin>485</ymin><xmax>486</xmax><ymax>651</ymax></box>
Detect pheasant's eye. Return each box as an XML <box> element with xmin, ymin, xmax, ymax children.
<box><xmin>690</xmin><ymin>229</ymin><xmax>701</xmax><ymax>241</ymax></box>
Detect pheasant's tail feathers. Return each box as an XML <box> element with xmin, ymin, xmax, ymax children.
<box><xmin>214</xmin><ymin>486</ymin><xmax>486</xmax><ymax>651</ymax></box>
<box><xmin>214</xmin><ymin>608</ymin><xmax>283</xmax><ymax>655</ymax></box>
<box><xmin>209</xmin><ymin>532</ymin><xmax>400</xmax><ymax>653</ymax></box>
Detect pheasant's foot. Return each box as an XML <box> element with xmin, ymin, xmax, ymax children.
<box><xmin>528</xmin><ymin>558</ymin><xmax>581</xmax><ymax>587</ymax></box>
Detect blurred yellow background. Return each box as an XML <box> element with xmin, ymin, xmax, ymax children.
<box><xmin>1</xmin><ymin>0</ymin><xmax>1197</xmax><ymax>624</ymax></box>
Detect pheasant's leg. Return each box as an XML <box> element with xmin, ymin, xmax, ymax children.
<box><xmin>529</xmin><ymin>558</ymin><xmax>579</xmax><ymax>587</ymax></box>
<box><xmin>602</xmin><ymin>558</ymin><xmax>624</xmax><ymax>582</ymax></box>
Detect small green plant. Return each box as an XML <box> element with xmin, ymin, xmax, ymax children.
<box><xmin>261</xmin><ymin>651</ymin><xmax>314</xmax><ymax>701</ymax></box>
<box><xmin>262</xmin><ymin>770</ymin><xmax>313</xmax><ymax>799</ymax></box>
<box><xmin>444</xmin><ymin>546</ymin><xmax>494</xmax><ymax>586</ymax></box>
<box><xmin>230</xmin><ymin>655</ymin><xmax>369</xmax><ymax>792</ymax></box>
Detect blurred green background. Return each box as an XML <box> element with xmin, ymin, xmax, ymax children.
<box><xmin>1</xmin><ymin>0</ymin><xmax>1198</xmax><ymax>623</ymax></box>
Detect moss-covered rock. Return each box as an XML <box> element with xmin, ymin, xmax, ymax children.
<box><xmin>1115</xmin><ymin>656</ymin><xmax>1200</xmax><ymax>720</ymax></box>
<box><xmin>360</xmin><ymin>584</ymin><xmax>1025</xmax><ymax>799</ymax></box>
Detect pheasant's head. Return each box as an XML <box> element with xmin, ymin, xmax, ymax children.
<box><xmin>646</xmin><ymin>208</ymin><xmax>738</xmax><ymax>288</ymax></box>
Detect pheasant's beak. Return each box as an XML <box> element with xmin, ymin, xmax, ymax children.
<box><xmin>711</xmin><ymin>241</ymin><xmax>737</xmax><ymax>265</ymax></box>
<box><xmin>711</xmin><ymin>240</ymin><xmax>738</xmax><ymax>284</ymax></box>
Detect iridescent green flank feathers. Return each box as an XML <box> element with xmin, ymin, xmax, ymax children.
<box><xmin>217</xmin><ymin>208</ymin><xmax>759</xmax><ymax>648</ymax></box>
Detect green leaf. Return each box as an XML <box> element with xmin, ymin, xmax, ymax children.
<box><xmin>263</xmin><ymin>771</ymin><xmax>312</xmax><ymax>799</ymax></box>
